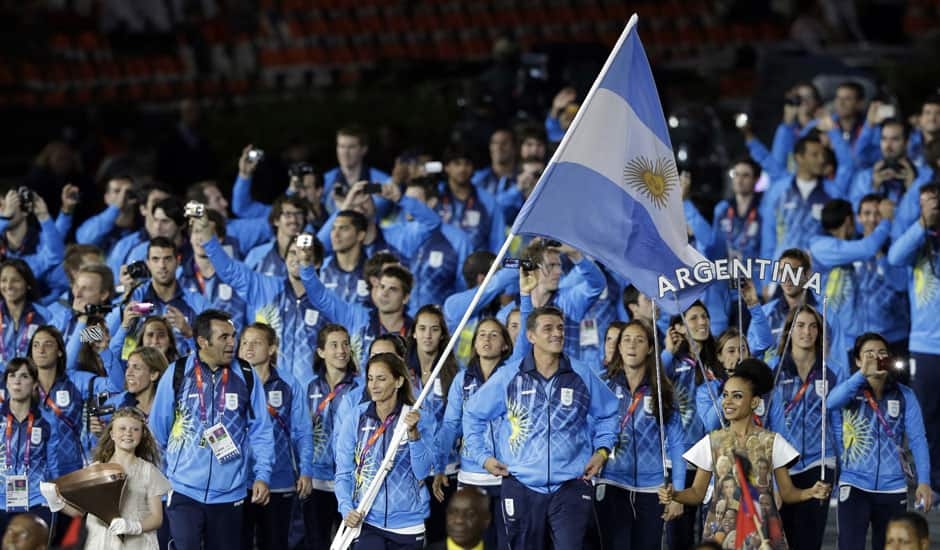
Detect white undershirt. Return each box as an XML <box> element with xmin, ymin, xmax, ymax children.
<box><xmin>795</xmin><ymin>177</ymin><xmax>817</xmax><ymax>200</ymax></box>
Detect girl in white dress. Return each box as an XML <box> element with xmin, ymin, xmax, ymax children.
<box><xmin>80</xmin><ymin>407</ymin><xmax>170</xmax><ymax>549</ymax></box>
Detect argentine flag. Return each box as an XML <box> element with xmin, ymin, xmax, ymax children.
<box><xmin>511</xmin><ymin>15</ymin><xmax>709</xmax><ymax>315</ymax></box>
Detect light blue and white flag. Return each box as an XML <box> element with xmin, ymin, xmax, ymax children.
<box><xmin>511</xmin><ymin>14</ymin><xmax>709</xmax><ymax>315</ymax></box>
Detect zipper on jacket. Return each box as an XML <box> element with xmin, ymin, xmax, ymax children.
<box><xmin>204</xmin><ymin>368</ymin><xmax>217</xmax><ymax>502</ymax></box>
<box><xmin>546</xmin><ymin>379</ymin><xmax>552</xmax><ymax>489</ymax></box>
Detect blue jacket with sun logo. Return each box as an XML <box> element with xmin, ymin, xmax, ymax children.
<box><xmin>247</xmin><ymin>367</ymin><xmax>314</xmax><ymax>492</ymax></box>
<box><xmin>304</xmin><ymin>368</ymin><xmax>360</xmax><ymax>484</ymax></box>
<box><xmin>204</xmin><ymin>236</ymin><xmax>328</xmax><ymax>384</ymax></box>
<box><xmin>887</xmin><ymin>222</ymin><xmax>940</xmax><ymax>354</ymax></box>
<box><xmin>828</xmin><ymin>370</ymin><xmax>930</xmax><ymax>491</ymax></box>
<box><xmin>463</xmin><ymin>352</ymin><xmax>618</xmax><ymax>494</ymax></box>
<box><xmin>149</xmin><ymin>355</ymin><xmax>274</xmax><ymax>504</ymax></box>
<box><xmin>334</xmin><ymin>400</ymin><xmax>434</xmax><ymax>530</ymax></box>
<box><xmin>599</xmin><ymin>372</ymin><xmax>686</xmax><ymax>491</ymax></box>
<box><xmin>660</xmin><ymin>349</ymin><xmax>705</xmax><ymax>449</ymax></box>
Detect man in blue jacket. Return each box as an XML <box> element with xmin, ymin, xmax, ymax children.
<box><xmin>149</xmin><ymin>309</ymin><xmax>274</xmax><ymax>550</ymax></box>
<box><xmin>887</xmin><ymin>183</ymin><xmax>940</xmax><ymax>491</ymax></box>
<box><xmin>809</xmin><ymin>198</ymin><xmax>893</xmax><ymax>379</ymax></box>
<box><xmin>243</xmin><ymin>196</ymin><xmax>310</xmax><ymax>278</ymax></box>
<box><xmin>74</xmin><ymin>175</ymin><xmax>137</xmax><ymax>252</ymax></box>
<box><xmin>0</xmin><ymin>187</ymin><xmax>65</xmax><ymax>288</ymax></box>
<box><xmin>463</xmin><ymin>306</ymin><xmax>618</xmax><ymax>550</ymax></box>
<box><xmin>323</xmin><ymin>126</ymin><xmax>390</xmax><ymax>214</ymax></box>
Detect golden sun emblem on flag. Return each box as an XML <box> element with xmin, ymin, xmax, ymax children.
<box><xmin>622</xmin><ymin>156</ymin><xmax>678</xmax><ymax>209</ymax></box>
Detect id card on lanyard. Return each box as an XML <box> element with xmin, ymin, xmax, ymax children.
<box><xmin>613</xmin><ymin>388</ymin><xmax>644</xmax><ymax>459</ymax></box>
<box><xmin>5</xmin><ymin>413</ymin><xmax>33</xmax><ymax>512</ymax></box>
<box><xmin>194</xmin><ymin>363</ymin><xmax>241</xmax><ymax>463</ymax></box>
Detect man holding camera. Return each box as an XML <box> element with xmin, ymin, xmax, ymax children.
<box><xmin>47</xmin><ymin>263</ymin><xmax>116</xmax><ymax>348</ymax></box>
<box><xmin>191</xmin><ymin>214</ymin><xmax>328</xmax><ymax>384</ymax></box>
<box><xmin>498</xmin><ymin>240</ymin><xmax>606</xmax><ymax>362</ymax></box>
<box><xmin>180</xmin><ymin>208</ymin><xmax>248</xmax><ymax>331</ymax></box>
<box><xmin>809</xmin><ymin>198</ymin><xmax>893</xmax><ymax>377</ymax></box>
<box><xmin>123</xmin><ymin>197</ymin><xmax>191</xmax><ymax>267</ymax></box>
<box><xmin>243</xmin><ymin>195</ymin><xmax>311</xmax><ymax>279</ymax></box>
<box><xmin>322</xmin><ymin>126</ymin><xmax>390</xmax><ymax>214</ymax></box>
<box><xmin>888</xmin><ymin>183</ymin><xmax>940</xmax><ymax>492</ymax></box>
<box><xmin>187</xmin><ymin>179</ymin><xmax>272</xmax><ymax>256</ymax></box>
<box><xmin>0</xmin><ymin>185</ymin><xmax>65</xmax><ymax>286</ymax></box>
<box><xmin>849</xmin><ymin>118</ymin><xmax>920</xmax><ymax>212</ymax></box>
<box><xmin>125</xmin><ymin>236</ymin><xmax>210</xmax><ymax>357</ymax></box>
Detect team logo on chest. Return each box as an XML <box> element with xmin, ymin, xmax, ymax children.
<box><xmin>268</xmin><ymin>390</ymin><xmax>283</xmax><ymax>408</ymax></box>
<box><xmin>55</xmin><ymin>390</ymin><xmax>70</xmax><ymax>407</ymax></box>
<box><xmin>560</xmin><ymin>387</ymin><xmax>573</xmax><ymax>407</ymax></box>
<box><xmin>887</xmin><ymin>400</ymin><xmax>900</xmax><ymax>418</ymax></box>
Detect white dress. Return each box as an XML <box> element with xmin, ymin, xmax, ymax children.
<box><xmin>83</xmin><ymin>459</ymin><xmax>171</xmax><ymax>550</ymax></box>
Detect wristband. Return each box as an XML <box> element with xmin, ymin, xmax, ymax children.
<box><xmin>596</xmin><ymin>448</ymin><xmax>609</xmax><ymax>460</ymax></box>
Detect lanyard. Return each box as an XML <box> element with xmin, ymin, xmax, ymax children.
<box><xmin>355</xmin><ymin>413</ymin><xmax>397</xmax><ymax>481</ymax></box>
<box><xmin>193</xmin><ymin>361</ymin><xmax>229</xmax><ymax>425</ymax></box>
<box><xmin>440</xmin><ymin>193</ymin><xmax>475</xmax><ymax>224</ymax></box>
<box><xmin>267</xmin><ymin>404</ymin><xmax>290</xmax><ymax>436</ymax></box>
<box><xmin>5</xmin><ymin>412</ymin><xmax>33</xmax><ymax>471</ymax></box>
<box><xmin>194</xmin><ymin>265</ymin><xmax>206</xmax><ymax>295</ymax></box>
<box><xmin>315</xmin><ymin>383</ymin><xmax>347</xmax><ymax>419</ymax></box>
<box><xmin>725</xmin><ymin>205</ymin><xmax>757</xmax><ymax>246</ymax></box>
<box><xmin>0</xmin><ymin>310</ymin><xmax>34</xmax><ymax>359</ymax></box>
<box><xmin>784</xmin><ymin>370</ymin><xmax>817</xmax><ymax>416</ymax></box>
<box><xmin>864</xmin><ymin>390</ymin><xmax>900</xmax><ymax>442</ymax></box>
<box><xmin>619</xmin><ymin>388</ymin><xmax>645</xmax><ymax>432</ymax></box>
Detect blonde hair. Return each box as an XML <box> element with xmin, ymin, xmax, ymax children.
<box><xmin>92</xmin><ymin>407</ymin><xmax>161</xmax><ymax>465</ymax></box>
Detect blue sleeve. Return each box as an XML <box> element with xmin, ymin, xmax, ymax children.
<box><xmin>902</xmin><ymin>386</ymin><xmax>931</xmax><ymax>486</ymax></box>
<box><xmin>148</xmin><ymin>363</ymin><xmax>178</xmax><ymax>450</ymax></box>
<box><xmin>584</xmin><ymin>367</ymin><xmax>618</xmax><ymax>451</ymax></box>
<box><xmin>810</xmin><ymin>221</ymin><xmax>890</xmax><ymax>269</ymax></box>
<box><xmin>64</xmin><ymin>319</ymin><xmax>86</xmax><ymax>374</ymax></box>
<box><xmin>205</xmin><ymin>237</ymin><xmax>280</xmax><ymax>303</ymax></box>
<box><xmin>55</xmin><ymin>213</ymin><xmax>72</xmax><ymax>239</ymax></box>
<box><xmin>316</xmin><ymin>212</ymin><xmax>338</xmax><ymax>256</ymax></box>
<box><xmin>435</xmin><ymin>371</ymin><xmax>465</xmax><ymax>473</ymax></box>
<box><xmin>384</xmin><ymin>197</ymin><xmax>442</xmax><ymax>258</ymax></box>
<box><xmin>696</xmin><ymin>382</ymin><xmax>722</xmax><ymax>431</ymax></box>
<box><xmin>684</xmin><ymin>200</ymin><xmax>713</xmax><ymax>252</ymax></box>
<box><xmin>666</xmin><ymin>412</ymin><xmax>687</xmax><ymax>489</ymax></box>
<box><xmin>76</xmin><ymin>205</ymin><xmax>120</xmax><ymax>246</ymax></box>
<box><xmin>299</xmin><ymin>265</ymin><xmax>369</xmax><ymax>332</ymax></box>
<box><xmin>497</xmin><ymin>185</ymin><xmax>524</xmax><ymax>221</ymax></box>
<box><xmin>507</xmin><ymin>295</ymin><xmax>532</xmax><ymax>362</ymax></box>
<box><xmin>771</xmin><ymin>124</ymin><xmax>797</xmax><ymax>174</ymax></box>
<box><xmin>100</xmin><ymin>348</ymin><xmax>125</xmax><ymax>394</ymax></box>
<box><xmin>887</xmin><ymin>222</ymin><xmax>926</xmax><ymax>267</ymax></box>
<box><xmin>745</xmin><ymin>303</ymin><xmax>774</xmax><ymax>355</ymax></box>
<box><xmin>463</xmin><ymin>366</ymin><xmax>513</xmax><ymax>468</ymax></box>
<box><xmin>747</xmin><ymin>137</ymin><xmax>787</xmax><ymax>182</ymax></box>
<box><xmin>333</xmin><ymin>411</ymin><xmax>358</xmax><ymax>517</ymax></box>
<box><xmin>827</xmin><ymin>129</ymin><xmax>855</xmax><ymax>179</ymax></box>
<box><xmin>854</xmin><ymin>123</ymin><xmax>881</xmax><ymax>169</ymax></box>
<box><xmin>556</xmin><ymin>258</ymin><xmax>606</xmax><ymax>320</ymax></box>
<box><xmin>826</xmin><ymin>370</ymin><xmax>865</xmax><ymax>410</ymax></box>
<box><xmin>760</xmin><ymin>192</ymin><xmax>778</xmax><ymax>261</ymax></box>
<box><xmin>408</xmin><ymin>414</ymin><xmax>435</xmax><ymax>481</ymax></box>
<box><xmin>488</xmin><ymin>200</ymin><xmax>507</xmax><ymax>254</ymax></box>
<box><xmin>545</xmin><ymin>115</ymin><xmax>564</xmax><ymax>143</ymax></box>
<box><xmin>290</xmin><ymin>377</ymin><xmax>315</xmax><ymax>478</ymax></box>
<box><xmin>764</xmin><ymin>387</ymin><xmax>785</xmax><ymax>433</ymax></box>
<box><xmin>443</xmin><ymin>268</ymin><xmax>517</xmax><ymax>331</ymax></box>
<box><xmin>232</xmin><ymin>175</ymin><xmax>271</xmax><ymax>219</ymax></box>
<box><xmin>848</xmin><ymin>170</ymin><xmax>872</xmax><ymax>212</ymax></box>
<box><xmin>248</xmin><ymin>370</ymin><xmax>275</xmax><ymax>485</ymax></box>
<box><xmin>28</xmin><ymin>219</ymin><xmax>65</xmax><ymax>277</ymax></box>
<box><xmin>227</xmin><ymin>218</ymin><xmax>274</xmax><ymax>256</ymax></box>
<box><xmin>109</xmin><ymin>324</ymin><xmax>129</xmax><ymax>361</ymax></box>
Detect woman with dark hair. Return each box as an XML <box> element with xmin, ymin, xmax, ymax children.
<box><xmin>596</xmin><ymin>319</ymin><xmax>686</xmax><ymax>549</ymax></box>
<box><xmin>764</xmin><ymin>304</ymin><xmax>838</xmax><ymax>550</ymax></box>
<box><xmin>302</xmin><ymin>324</ymin><xmax>361</xmax><ymax>550</ymax></box>
<box><xmin>827</xmin><ymin>332</ymin><xmax>932</xmax><ymax>550</ymax></box>
<box><xmin>405</xmin><ymin>305</ymin><xmax>458</xmax><ymax>543</ymax></box>
<box><xmin>0</xmin><ymin>358</ymin><xmax>56</xmax><ymax>533</ymax></box>
<box><xmin>435</xmin><ymin>317</ymin><xmax>518</xmax><ymax>549</ymax></box>
<box><xmin>659</xmin><ymin>359</ymin><xmax>831</xmax><ymax>549</ymax></box>
<box><xmin>29</xmin><ymin>325</ymin><xmax>94</xmax><ymax>477</ymax></box>
<box><xmin>335</xmin><ymin>353</ymin><xmax>433</xmax><ymax>549</ymax></box>
<box><xmin>95</xmin><ymin>346</ymin><xmax>168</xmax><ymax>423</ymax></box>
<box><xmin>0</xmin><ymin>259</ymin><xmax>49</xmax><ymax>363</ymax></box>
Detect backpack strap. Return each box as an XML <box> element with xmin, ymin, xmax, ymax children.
<box><xmin>237</xmin><ymin>358</ymin><xmax>255</xmax><ymax>420</ymax></box>
<box><xmin>173</xmin><ymin>356</ymin><xmax>255</xmax><ymax>420</ymax></box>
